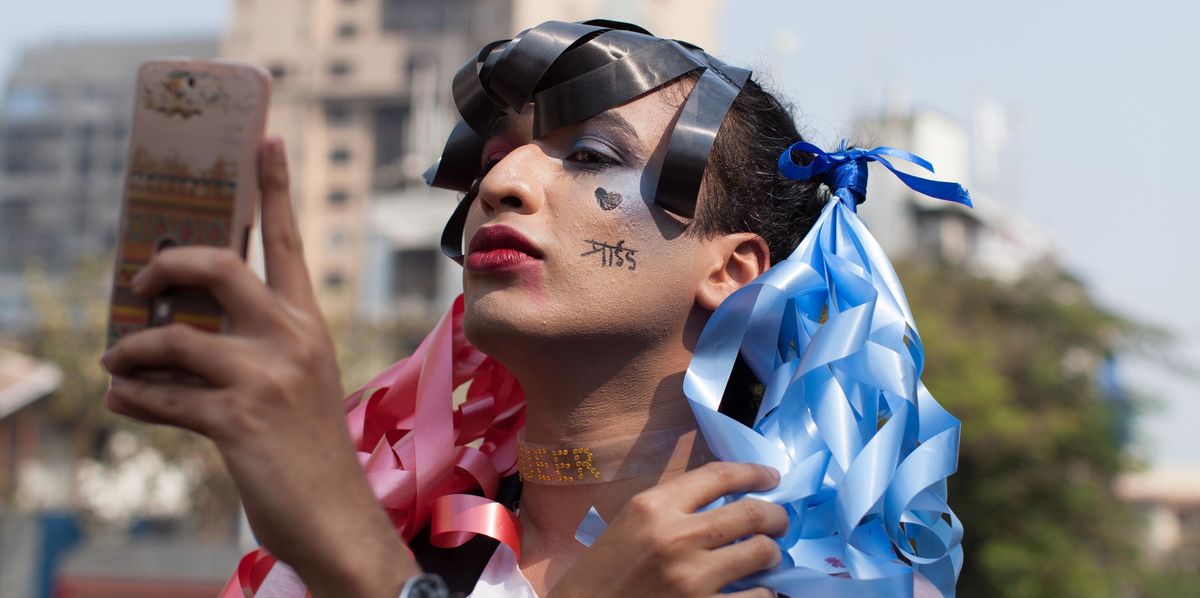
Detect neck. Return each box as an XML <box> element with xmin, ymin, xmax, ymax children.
<box><xmin>495</xmin><ymin>327</ymin><xmax>712</xmax><ymax>590</ymax></box>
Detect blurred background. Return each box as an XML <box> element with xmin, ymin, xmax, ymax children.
<box><xmin>0</xmin><ymin>1</ymin><xmax>1196</xmax><ymax>596</ymax></box>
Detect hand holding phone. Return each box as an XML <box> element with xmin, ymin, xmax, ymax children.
<box><xmin>102</xmin><ymin>63</ymin><xmax>419</xmax><ymax>595</ymax></box>
<box><xmin>108</xmin><ymin>60</ymin><xmax>268</xmax><ymax>356</ymax></box>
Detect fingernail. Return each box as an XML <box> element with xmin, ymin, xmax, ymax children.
<box><xmin>130</xmin><ymin>267</ymin><xmax>148</xmax><ymax>289</ymax></box>
<box><xmin>767</xmin><ymin>466</ymin><xmax>781</xmax><ymax>482</ymax></box>
<box><xmin>110</xmin><ymin>375</ymin><xmax>129</xmax><ymax>388</ymax></box>
<box><xmin>99</xmin><ymin>349</ymin><xmax>112</xmax><ymax>369</ymax></box>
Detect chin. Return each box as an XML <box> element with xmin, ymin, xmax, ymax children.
<box><xmin>461</xmin><ymin>288</ymin><xmax>550</xmax><ymax>358</ymax></box>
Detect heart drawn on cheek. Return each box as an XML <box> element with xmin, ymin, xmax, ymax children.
<box><xmin>594</xmin><ymin>187</ymin><xmax>623</xmax><ymax>211</ymax></box>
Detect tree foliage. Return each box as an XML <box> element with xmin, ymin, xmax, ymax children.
<box><xmin>899</xmin><ymin>261</ymin><xmax>1147</xmax><ymax>597</ymax></box>
<box><xmin>17</xmin><ymin>257</ymin><xmax>237</xmax><ymax>533</ymax></box>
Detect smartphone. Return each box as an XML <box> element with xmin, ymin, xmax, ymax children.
<box><xmin>106</xmin><ymin>60</ymin><xmax>270</xmax><ymax>360</ymax></box>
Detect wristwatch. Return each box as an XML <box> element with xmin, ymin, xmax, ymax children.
<box><xmin>398</xmin><ymin>573</ymin><xmax>450</xmax><ymax>598</ymax></box>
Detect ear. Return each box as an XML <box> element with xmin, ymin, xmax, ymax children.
<box><xmin>695</xmin><ymin>232</ymin><xmax>771</xmax><ymax>311</ymax></box>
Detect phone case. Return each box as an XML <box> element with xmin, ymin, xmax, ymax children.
<box><xmin>107</xmin><ymin>60</ymin><xmax>270</xmax><ymax>350</ymax></box>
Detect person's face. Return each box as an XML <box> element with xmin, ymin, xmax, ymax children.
<box><xmin>460</xmin><ymin>84</ymin><xmax>715</xmax><ymax>357</ymax></box>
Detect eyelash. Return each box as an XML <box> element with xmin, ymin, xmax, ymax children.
<box><xmin>566</xmin><ymin>146</ymin><xmax>619</xmax><ymax>172</ymax></box>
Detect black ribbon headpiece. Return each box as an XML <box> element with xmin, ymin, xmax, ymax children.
<box><xmin>426</xmin><ymin>19</ymin><xmax>752</xmax><ymax>262</ymax></box>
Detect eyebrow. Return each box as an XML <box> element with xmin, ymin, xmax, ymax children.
<box><xmin>584</xmin><ymin>110</ymin><xmax>647</xmax><ymax>158</ymax></box>
<box><xmin>484</xmin><ymin>109</ymin><xmax>648</xmax><ymax>159</ymax></box>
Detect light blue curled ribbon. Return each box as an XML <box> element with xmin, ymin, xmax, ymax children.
<box><xmin>577</xmin><ymin>144</ymin><xmax>969</xmax><ymax>597</ymax></box>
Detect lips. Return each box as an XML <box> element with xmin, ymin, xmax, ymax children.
<box><xmin>466</xmin><ymin>225</ymin><xmax>544</xmax><ymax>271</ymax></box>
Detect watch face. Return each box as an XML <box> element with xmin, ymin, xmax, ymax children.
<box><xmin>406</xmin><ymin>574</ymin><xmax>449</xmax><ymax>598</ymax></box>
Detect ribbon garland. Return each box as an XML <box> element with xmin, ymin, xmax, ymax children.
<box><xmin>689</xmin><ymin>144</ymin><xmax>968</xmax><ymax>596</ymax></box>
<box><xmin>220</xmin><ymin>297</ymin><xmax>526</xmax><ymax>597</ymax></box>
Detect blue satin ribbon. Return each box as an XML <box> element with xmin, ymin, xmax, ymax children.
<box><xmin>577</xmin><ymin>143</ymin><xmax>969</xmax><ymax>597</ymax></box>
<box><xmin>778</xmin><ymin>141</ymin><xmax>973</xmax><ymax>211</ymax></box>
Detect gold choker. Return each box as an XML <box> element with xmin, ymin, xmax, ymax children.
<box><xmin>516</xmin><ymin>427</ymin><xmax>710</xmax><ymax>485</ymax></box>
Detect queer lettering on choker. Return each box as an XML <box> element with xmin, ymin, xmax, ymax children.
<box><xmin>580</xmin><ymin>239</ymin><xmax>637</xmax><ymax>271</ymax></box>
<box><xmin>594</xmin><ymin>187</ymin><xmax>623</xmax><ymax>210</ymax></box>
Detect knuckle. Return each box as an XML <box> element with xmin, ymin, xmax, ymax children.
<box><xmin>104</xmin><ymin>389</ymin><xmax>128</xmax><ymax>414</ymax></box>
<box><xmin>740</xmin><ymin>500</ymin><xmax>767</xmax><ymax>527</ymax></box>
<box><xmin>160</xmin><ymin>324</ymin><xmax>191</xmax><ymax>358</ymax></box>
<box><xmin>647</xmin><ymin>528</ymin><xmax>683</xmax><ymax>558</ymax></box>
<box><xmin>704</xmin><ymin>461</ymin><xmax>737</xmax><ymax>485</ymax></box>
<box><xmin>264</xmin><ymin>219</ymin><xmax>301</xmax><ymax>251</ymax></box>
<box><xmin>628</xmin><ymin>491</ymin><xmax>662</xmax><ymax>517</ymax></box>
<box><xmin>746</xmin><ymin>535</ymin><xmax>781</xmax><ymax>568</ymax></box>
<box><xmin>661</xmin><ymin>564</ymin><xmax>695</xmax><ymax>592</ymax></box>
<box><xmin>255</xmin><ymin>368</ymin><xmax>291</xmax><ymax>399</ymax></box>
<box><xmin>222</xmin><ymin>391</ymin><xmax>261</xmax><ymax>437</ymax></box>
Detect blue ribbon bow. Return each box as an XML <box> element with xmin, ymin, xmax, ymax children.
<box><xmin>778</xmin><ymin>141</ymin><xmax>973</xmax><ymax>210</ymax></box>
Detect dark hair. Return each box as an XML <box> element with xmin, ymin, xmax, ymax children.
<box><xmin>690</xmin><ymin>77</ymin><xmax>825</xmax><ymax>265</ymax></box>
<box><xmin>693</xmin><ymin>76</ymin><xmax>826</xmax><ymax>425</ymax></box>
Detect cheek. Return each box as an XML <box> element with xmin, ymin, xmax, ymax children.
<box><xmin>552</xmin><ymin>180</ymin><xmax>700</xmax><ymax>301</ymax></box>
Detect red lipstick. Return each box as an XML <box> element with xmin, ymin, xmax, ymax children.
<box><xmin>466</xmin><ymin>225</ymin><xmax>544</xmax><ymax>271</ymax></box>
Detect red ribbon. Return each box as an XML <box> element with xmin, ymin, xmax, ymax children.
<box><xmin>222</xmin><ymin>296</ymin><xmax>525</xmax><ymax>596</ymax></box>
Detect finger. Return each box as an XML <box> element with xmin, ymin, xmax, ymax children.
<box><xmin>104</xmin><ymin>378</ymin><xmax>172</xmax><ymax>426</ymax></box>
<box><xmin>105</xmin><ymin>374</ymin><xmax>220</xmax><ymax>436</ymax></box>
<box><xmin>692</xmin><ymin>499</ymin><xmax>789</xmax><ymax>548</ymax></box>
<box><xmin>716</xmin><ymin>589</ymin><xmax>775</xmax><ymax>598</ymax></box>
<box><xmin>258</xmin><ymin>137</ymin><xmax>317</xmax><ymax>308</ymax></box>
<box><xmin>101</xmin><ymin>322</ymin><xmax>243</xmax><ymax>385</ymax></box>
<box><xmin>702</xmin><ymin>534</ymin><xmax>782</xmax><ymax>590</ymax></box>
<box><xmin>130</xmin><ymin>245</ymin><xmax>276</xmax><ymax>326</ymax></box>
<box><xmin>653</xmin><ymin>462</ymin><xmax>781</xmax><ymax>512</ymax></box>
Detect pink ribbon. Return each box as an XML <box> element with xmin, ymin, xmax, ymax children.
<box><xmin>221</xmin><ymin>296</ymin><xmax>525</xmax><ymax>597</ymax></box>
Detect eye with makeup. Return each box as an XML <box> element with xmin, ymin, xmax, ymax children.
<box><xmin>565</xmin><ymin>137</ymin><xmax>622</xmax><ymax>173</ymax></box>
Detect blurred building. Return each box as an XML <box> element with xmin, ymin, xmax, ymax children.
<box><xmin>0</xmin><ymin>347</ymin><xmax>62</xmax><ymax>597</ymax></box>
<box><xmin>55</xmin><ymin>536</ymin><xmax>240</xmax><ymax>598</ymax></box>
<box><xmin>0</xmin><ymin>347</ymin><xmax>62</xmax><ymax>506</ymax></box>
<box><xmin>221</xmin><ymin>0</ymin><xmax>721</xmax><ymax>320</ymax></box>
<box><xmin>0</xmin><ymin>37</ymin><xmax>219</xmax><ymax>331</ymax></box>
<box><xmin>853</xmin><ymin>95</ymin><xmax>1056</xmax><ymax>281</ymax></box>
<box><xmin>1117</xmin><ymin>469</ymin><xmax>1200</xmax><ymax>565</ymax></box>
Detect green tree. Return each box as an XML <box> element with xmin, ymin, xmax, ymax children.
<box><xmin>899</xmin><ymin>261</ymin><xmax>1147</xmax><ymax>597</ymax></box>
<box><xmin>18</xmin><ymin>257</ymin><xmax>238</xmax><ymax>534</ymax></box>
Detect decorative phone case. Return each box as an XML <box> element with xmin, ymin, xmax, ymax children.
<box><xmin>107</xmin><ymin>60</ymin><xmax>270</xmax><ymax>350</ymax></box>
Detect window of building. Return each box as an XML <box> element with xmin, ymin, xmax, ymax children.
<box><xmin>391</xmin><ymin>248</ymin><xmax>439</xmax><ymax>303</ymax></box>
<box><xmin>329</xmin><ymin>147</ymin><xmax>352</xmax><ymax>164</ymax></box>
<box><xmin>336</xmin><ymin>22</ymin><xmax>358</xmax><ymax>39</ymax></box>
<box><xmin>325</xmin><ymin>102</ymin><xmax>353</xmax><ymax>126</ymax></box>
<box><xmin>329</xmin><ymin>60</ymin><xmax>354</xmax><ymax>77</ymax></box>
<box><xmin>327</xmin><ymin>189</ymin><xmax>350</xmax><ymax>205</ymax></box>
<box><xmin>382</xmin><ymin>0</ymin><xmax>464</xmax><ymax>32</ymax></box>
<box><xmin>0</xmin><ymin>198</ymin><xmax>31</xmax><ymax>270</ymax></box>
<box><xmin>372</xmin><ymin>103</ymin><xmax>409</xmax><ymax>168</ymax></box>
<box><xmin>324</xmin><ymin>271</ymin><xmax>346</xmax><ymax>289</ymax></box>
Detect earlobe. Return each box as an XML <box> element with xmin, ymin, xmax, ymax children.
<box><xmin>696</xmin><ymin>233</ymin><xmax>770</xmax><ymax>311</ymax></box>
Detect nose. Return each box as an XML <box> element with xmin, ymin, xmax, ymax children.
<box><xmin>476</xmin><ymin>143</ymin><xmax>547</xmax><ymax>218</ymax></box>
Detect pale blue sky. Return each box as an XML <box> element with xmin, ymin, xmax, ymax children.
<box><xmin>3</xmin><ymin>0</ymin><xmax>1196</xmax><ymax>468</ymax></box>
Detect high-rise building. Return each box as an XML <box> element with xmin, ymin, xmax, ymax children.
<box><xmin>0</xmin><ymin>37</ymin><xmax>219</xmax><ymax>330</ymax></box>
<box><xmin>221</xmin><ymin>0</ymin><xmax>721</xmax><ymax>319</ymax></box>
<box><xmin>853</xmin><ymin>98</ymin><xmax>1055</xmax><ymax>282</ymax></box>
